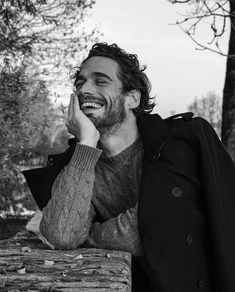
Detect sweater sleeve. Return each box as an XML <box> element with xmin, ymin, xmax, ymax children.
<box><xmin>86</xmin><ymin>203</ymin><xmax>143</xmax><ymax>257</ymax></box>
<box><xmin>39</xmin><ymin>143</ymin><xmax>102</xmax><ymax>249</ymax></box>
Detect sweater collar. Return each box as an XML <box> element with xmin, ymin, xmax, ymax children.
<box><xmin>68</xmin><ymin>113</ymin><xmax>177</xmax><ymax>156</ymax></box>
<box><xmin>137</xmin><ymin>113</ymin><xmax>177</xmax><ymax>157</ymax></box>
<box><xmin>100</xmin><ymin>136</ymin><xmax>143</xmax><ymax>163</ymax></box>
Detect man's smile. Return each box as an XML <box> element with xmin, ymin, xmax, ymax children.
<box><xmin>80</xmin><ymin>102</ymin><xmax>103</xmax><ymax>110</ymax></box>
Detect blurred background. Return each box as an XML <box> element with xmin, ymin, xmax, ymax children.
<box><xmin>0</xmin><ymin>0</ymin><xmax>234</xmax><ymax>238</ymax></box>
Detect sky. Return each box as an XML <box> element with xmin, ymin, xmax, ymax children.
<box><xmin>87</xmin><ymin>0</ymin><xmax>229</xmax><ymax>117</ymax></box>
<box><xmin>55</xmin><ymin>0</ymin><xmax>229</xmax><ymax>118</ymax></box>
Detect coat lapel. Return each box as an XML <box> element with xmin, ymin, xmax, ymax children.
<box><xmin>137</xmin><ymin>113</ymin><xmax>177</xmax><ymax>158</ymax></box>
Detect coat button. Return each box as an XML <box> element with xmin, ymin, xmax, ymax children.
<box><xmin>186</xmin><ymin>234</ymin><xmax>192</xmax><ymax>245</ymax></box>
<box><xmin>153</xmin><ymin>153</ymin><xmax>160</xmax><ymax>160</ymax></box>
<box><xmin>47</xmin><ymin>157</ymin><xmax>53</xmax><ymax>166</ymax></box>
<box><xmin>198</xmin><ymin>278</ymin><xmax>205</xmax><ymax>288</ymax></box>
<box><xmin>172</xmin><ymin>187</ymin><xmax>183</xmax><ymax>198</ymax></box>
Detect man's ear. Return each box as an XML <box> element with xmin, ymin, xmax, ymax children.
<box><xmin>126</xmin><ymin>89</ymin><xmax>141</xmax><ymax>110</ymax></box>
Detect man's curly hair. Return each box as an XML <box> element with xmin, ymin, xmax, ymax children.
<box><xmin>72</xmin><ymin>43</ymin><xmax>155</xmax><ymax>115</ymax></box>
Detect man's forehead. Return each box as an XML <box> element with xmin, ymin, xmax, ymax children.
<box><xmin>80</xmin><ymin>56</ymin><xmax>120</xmax><ymax>77</ymax></box>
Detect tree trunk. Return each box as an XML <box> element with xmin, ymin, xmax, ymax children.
<box><xmin>222</xmin><ymin>0</ymin><xmax>235</xmax><ymax>161</ymax></box>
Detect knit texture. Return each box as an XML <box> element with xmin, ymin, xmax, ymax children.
<box><xmin>40</xmin><ymin>138</ymin><xmax>144</xmax><ymax>255</ymax></box>
<box><xmin>39</xmin><ymin>143</ymin><xmax>102</xmax><ymax>249</ymax></box>
<box><xmin>89</xmin><ymin>137</ymin><xmax>143</xmax><ymax>256</ymax></box>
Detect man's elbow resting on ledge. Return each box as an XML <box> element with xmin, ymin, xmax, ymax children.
<box><xmin>53</xmin><ymin>235</ymin><xmax>89</xmax><ymax>250</ymax></box>
<box><xmin>39</xmin><ymin>224</ymin><xmax>91</xmax><ymax>250</ymax></box>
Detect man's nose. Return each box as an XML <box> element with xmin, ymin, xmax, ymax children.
<box><xmin>79</xmin><ymin>80</ymin><xmax>94</xmax><ymax>95</ymax></box>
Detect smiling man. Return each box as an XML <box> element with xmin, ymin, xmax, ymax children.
<box><xmin>71</xmin><ymin>56</ymin><xmax>129</xmax><ymax>138</ymax></box>
<box><xmin>23</xmin><ymin>43</ymin><xmax>235</xmax><ymax>292</ymax></box>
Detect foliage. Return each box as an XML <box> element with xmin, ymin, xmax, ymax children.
<box><xmin>0</xmin><ymin>64</ymin><xmax>46</xmax><ymax>208</ymax></box>
<box><xmin>0</xmin><ymin>0</ymin><xmax>98</xmax><ymax>211</ymax></box>
<box><xmin>187</xmin><ymin>91</ymin><xmax>222</xmax><ymax>137</ymax></box>
<box><xmin>0</xmin><ymin>62</ymin><xmax>71</xmax><ymax>210</ymax></box>
<box><xmin>0</xmin><ymin>0</ymin><xmax>98</xmax><ymax>72</ymax></box>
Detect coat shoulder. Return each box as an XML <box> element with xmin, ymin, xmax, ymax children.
<box><xmin>164</xmin><ymin>112</ymin><xmax>214</xmax><ymax>137</ymax></box>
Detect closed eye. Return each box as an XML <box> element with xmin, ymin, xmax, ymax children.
<box><xmin>75</xmin><ymin>75</ymin><xmax>86</xmax><ymax>88</ymax></box>
<box><xmin>95</xmin><ymin>79</ymin><xmax>108</xmax><ymax>86</ymax></box>
<box><xmin>75</xmin><ymin>80</ymin><xmax>85</xmax><ymax>88</ymax></box>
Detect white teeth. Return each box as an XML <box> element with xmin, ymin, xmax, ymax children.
<box><xmin>81</xmin><ymin>102</ymin><xmax>102</xmax><ymax>110</ymax></box>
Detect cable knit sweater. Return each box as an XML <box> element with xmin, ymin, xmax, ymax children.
<box><xmin>40</xmin><ymin>138</ymin><xmax>143</xmax><ymax>256</ymax></box>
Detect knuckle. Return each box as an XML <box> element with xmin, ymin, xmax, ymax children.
<box><xmin>66</xmin><ymin>117</ymin><xmax>72</xmax><ymax>124</ymax></box>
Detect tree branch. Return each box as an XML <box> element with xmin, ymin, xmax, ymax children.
<box><xmin>169</xmin><ymin>0</ymin><xmax>233</xmax><ymax>56</ymax></box>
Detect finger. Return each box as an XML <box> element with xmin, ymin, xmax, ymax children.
<box><xmin>66</xmin><ymin>123</ymin><xmax>75</xmax><ymax>136</ymax></box>
<box><xmin>73</xmin><ymin>92</ymin><xmax>82</xmax><ymax>116</ymax></box>
<box><xmin>65</xmin><ymin>118</ymin><xmax>69</xmax><ymax>129</ymax></box>
<box><xmin>68</xmin><ymin>93</ymin><xmax>74</xmax><ymax>119</ymax></box>
<box><xmin>67</xmin><ymin>128</ymin><xmax>73</xmax><ymax>135</ymax></box>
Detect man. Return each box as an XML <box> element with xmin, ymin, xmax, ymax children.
<box><xmin>23</xmin><ymin>43</ymin><xmax>235</xmax><ymax>292</ymax></box>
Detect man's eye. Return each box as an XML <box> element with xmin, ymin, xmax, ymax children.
<box><xmin>76</xmin><ymin>81</ymin><xmax>84</xmax><ymax>86</ymax></box>
<box><xmin>75</xmin><ymin>79</ymin><xmax>85</xmax><ymax>88</ymax></box>
<box><xmin>96</xmin><ymin>79</ymin><xmax>107</xmax><ymax>85</ymax></box>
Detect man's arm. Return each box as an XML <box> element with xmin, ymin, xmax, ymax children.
<box><xmin>39</xmin><ymin>94</ymin><xmax>101</xmax><ymax>249</ymax></box>
<box><xmin>86</xmin><ymin>203</ymin><xmax>143</xmax><ymax>257</ymax></box>
<box><xmin>39</xmin><ymin>143</ymin><xmax>102</xmax><ymax>249</ymax></box>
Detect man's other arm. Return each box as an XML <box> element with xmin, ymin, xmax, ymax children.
<box><xmin>86</xmin><ymin>203</ymin><xmax>143</xmax><ymax>257</ymax></box>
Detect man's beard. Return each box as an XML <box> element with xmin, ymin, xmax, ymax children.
<box><xmin>86</xmin><ymin>95</ymin><xmax>126</xmax><ymax>136</ymax></box>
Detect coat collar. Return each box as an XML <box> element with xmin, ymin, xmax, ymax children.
<box><xmin>137</xmin><ymin>113</ymin><xmax>177</xmax><ymax>157</ymax></box>
<box><xmin>68</xmin><ymin>113</ymin><xmax>177</xmax><ymax>156</ymax></box>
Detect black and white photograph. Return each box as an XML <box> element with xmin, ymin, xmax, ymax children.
<box><xmin>0</xmin><ymin>1</ymin><xmax>235</xmax><ymax>291</ymax></box>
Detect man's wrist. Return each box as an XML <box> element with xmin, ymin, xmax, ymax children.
<box><xmin>79</xmin><ymin>131</ymin><xmax>100</xmax><ymax>148</ymax></box>
<box><xmin>79</xmin><ymin>138</ymin><xmax>98</xmax><ymax>148</ymax></box>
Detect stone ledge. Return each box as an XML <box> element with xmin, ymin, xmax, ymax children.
<box><xmin>0</xmin><ymin>231</ymin><xmax>131</xmax><ymax>291</ymax></box>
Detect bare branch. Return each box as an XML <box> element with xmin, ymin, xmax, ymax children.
<box><xmin>170</xmin><ymin>0</ymin><xmax>192</xmax><ymax>3</ymax></box>
<box><xmin>177</xmin><ymin>21</ymin><xmax>232</xmax><ymax>56</ymax></box>
<box><xmin>169</xmin><ymin>0</ymin><xmax>233</xmax><ymax>56</ymax></box>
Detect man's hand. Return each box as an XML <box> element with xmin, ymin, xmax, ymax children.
<box><xmin>66</xmin><ymin>94</ymin><xmax>100</xmax><ymax>147</ymax></box>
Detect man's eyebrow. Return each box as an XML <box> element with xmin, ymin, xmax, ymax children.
<box><xmin>92</xmin><ymin>72</ymin><xmax>113</xmax><ymax>81</ymax></box>
<box><xmin>76</xmin><ymin>74</ymin><xmax>86</xmax><ymax>81</ymax></box>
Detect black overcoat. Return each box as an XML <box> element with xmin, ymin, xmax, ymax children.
<box><xmin>23</xmin><ymin>113</ymin><xmax>235</xmax><ymax>292</ymax></box>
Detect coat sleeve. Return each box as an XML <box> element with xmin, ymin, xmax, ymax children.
<box><xmin>194</xmin><ymin>117</ymin><xmax>235</xmax><ymax>291</ymax></box>
<box><xmin>22</xmin><ymin>144</ymin><xmax>76</xmax><ymax>210</ymax></box>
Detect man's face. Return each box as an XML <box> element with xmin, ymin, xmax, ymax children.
<box><xmin>74</xmin><ymin>56</ymin><xmax>127</xmax><ymax>135</ymax></box>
